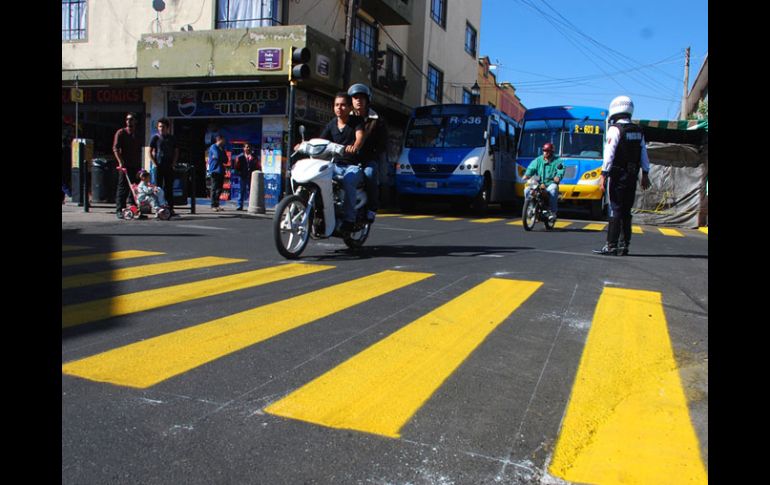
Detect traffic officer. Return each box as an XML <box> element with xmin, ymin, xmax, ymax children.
<box><xmin>593</xmin><ymin>95</ymin><xmax>651</xmax><ymax>256</ymax></box>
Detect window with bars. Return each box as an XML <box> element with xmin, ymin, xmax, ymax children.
<box><xmin>465</xmin><ymin>22</ymin><xmax>477</xmax><ymax>57</ymax></box>
<box><xmin>427</xmin><ymin>64</ymin><xmax>443</xmax><ymax>103</ymax></box>
<box><xmin>431</xmin><ymin>0</ymin><xmax>446</xmax><ymax>28</ymax></box>
<box><xmin>353</xmin><ymin>16</ymin><xmax>377</xmax><ymax>62</ymax></box>
<box><xmin>216</xmin><ymin>0</ymin><xmax>280</xmax><ymax>29</ymax></box>
<box><xmin>62</xmin><ymin>0</ymin><xmax>87</xmax><ymax>41</ymax></box>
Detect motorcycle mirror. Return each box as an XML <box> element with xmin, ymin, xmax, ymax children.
<box><xmin>299</xmin><ymin>125</ymin><xmax>306</xmax><ymax>141</ymax></box>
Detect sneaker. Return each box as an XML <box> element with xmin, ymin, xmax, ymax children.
<box><xmin>116</xmin><ymin>211</ymin><xmax>124</xmax><ymax>220</ymax></box>
<box><xmin>236</xmin><ymin>206</ymin><xmax>244</xmax><ymax>211</ymax></box>
<box><xmin>618</xmin><ymin>245</ymin><xmax>629</xmax><ymax>256</ymax></box>
<box><xmin>366</xmin><ymin>210</ymin><xmax>376</xmax><ymax>222</ymax></box>
<box><xmin>547</xmin><ymin>213</ymin><xmax>557</xmax><ymax>223</ymax></box>
<box><xmin>592</xmin><ymin>244</ymin><xmax>618</xmax><ymax>256</ymax></box>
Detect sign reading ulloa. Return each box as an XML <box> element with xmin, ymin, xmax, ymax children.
<box><xmin>167</xmin><ymin>87</ymin><xmax>287</xmax><ymax>118</ymax></box>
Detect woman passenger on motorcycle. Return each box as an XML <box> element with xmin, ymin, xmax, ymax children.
<box><xmin>318</xmin><ymin>92</ymin><xmax>365</xmax><ymax>232</ymax></box>
<box><xmin>522</xmin><ymin>142</ymin><xmax>565</xmax><ymax>222</ymax></box>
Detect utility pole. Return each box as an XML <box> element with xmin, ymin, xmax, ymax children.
<box><xmin>680</xmin><ymin>47</ymin><xmax>690</xmax><ymax>120</ymax></box>
<box><xmin>342</xmin><ymin>0</ymin><xmax>360</xmax><ymax>88</ymax></box>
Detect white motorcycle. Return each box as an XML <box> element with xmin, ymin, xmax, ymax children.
<box><xmin>273</xmin><ymin>127</ymin><xmax>371</xmax><ymax>259</ymax></box>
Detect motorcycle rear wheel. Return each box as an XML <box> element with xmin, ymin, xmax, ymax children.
<box><xmin>273</xmin><ymin>195</ymin><xmax>311</xmax><ymax>259</ymax></box>
<box><xmin>522</xmin><ymin>198</ymin><xmax>537</xmax><ymax>231</ymax></box>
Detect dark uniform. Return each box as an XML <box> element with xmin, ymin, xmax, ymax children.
<box><xmin>595</xmin><ymin>119</ymin><xmax>650</xmax><ymax>255</ymax></box>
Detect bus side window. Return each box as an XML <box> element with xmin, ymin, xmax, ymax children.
<box><xmin>500</xmin><ymin>120</ymin><xmax>508</xmax><ymax>153</ymax></box>
<box><xmin>508</xmin><ymin>122</ymin><xmax>517</xmax><ymax>156</ymax></box>
<box><xmin>489</xmin><ymin>121</ymin><xmax>500</xmax><ymax>151</ymax></box>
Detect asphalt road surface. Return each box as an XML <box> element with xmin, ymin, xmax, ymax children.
<box><xmin>62</xmin><ymin>206</ymin><xmax>708</xmax><ymax>484</ymax></box>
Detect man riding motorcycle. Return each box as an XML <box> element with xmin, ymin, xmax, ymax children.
<box><xmin>522</xmin><ymin>142</ymin><xmax>564</xmax><ymax>222</ymax></box>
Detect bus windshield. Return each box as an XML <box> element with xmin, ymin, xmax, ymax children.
<box><xmin>405</xmin><ymin>115</ymin><xmax>488</xmax><ymax>148</ymax></box>
<box><xmin>561</xmin><ymin>119</ymin><xmax>604</xmax><ymax>158</ymax></box>
<box><xmin>518</xmin><ymin>119</ymin><xmax>563</xmax><ymax>157</ymax></box>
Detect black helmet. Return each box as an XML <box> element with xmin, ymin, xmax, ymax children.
<box><xmin>347</xmin><ymin>83</ymin><xmax>372</xmax><ymax>103</ymax></box>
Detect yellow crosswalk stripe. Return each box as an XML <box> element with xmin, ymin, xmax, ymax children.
<box><xmin>401</xmin><ymin>215</ymin><xmax>432</xmax><ymax>219</ymax></box>
<box><xmin>698</xmin><ymin>227</ymin><xmax>708</xmax><ymax>235</ymax></box>
<box><xmin>659</xmin><ymin>227</ymin><xmax>684</xmax><ymax>237</ymax></box>
<box><xmin>375</xmin><ymin>214</ymin><xmax>401</xmax><ymax>218</ymax></box>
<box><xmin>470</xmin><ymin>218</ymin><xmax>504</xmax><ymax>223</ymax></box>
<box><xmin>265</xmin><ymin>278</ymin><xmax>542</xmax><ymax>438</ymax></box>
<box><xmin>582</xmin><ymin>223</ymin><xmax>607</xmax><ymax>231</ymax></box>
<box><xmin>632</xmin><ymin>225</ymin><xmax>643</xmax><ymax>234</ymax></box>
<box><xmin>62</xmin><ymin>270</ymin><xmax>432</xmax><ymax>388</ymax></box>
<box><xmin>435</xmin><ymin>217</ymin><xmax>463</xmax><ymax>221</ymax></box>
<box><xmin>548</xmin><ymin>287</ymin><xmax>707</xmax><ymax>484</ymax></box>
<box><xmin>62</xmin><ymin>263</ymin><xmax>334</xmax><ymax>328</ymax></box>
<box><xmin>62</xmin><ymin>250</ymin><xmax>164</xmax><ymax>267</ymax></box>
<box><xmin>554</xmin><ymin>221</ymin><xmax>572</xmax><ymax>229</ymax></box>
<box><xmin>62</xmin><ymin>245</ymin><xmax>90</xmax><ymax>252</ymax></box>
<box><xmin>62</xmin><ymin>256</ymin><xmax>247</xmax><ymax>290</ymax></box>
<box><xmin>507</xmin><ymin>220</ymin><xmax>523</xmax><ymax>226</ymax></box>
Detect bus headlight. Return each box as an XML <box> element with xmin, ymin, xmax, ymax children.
<box><xmin>459</xmin><ymin>157</ymin><xmax>480</xmax><ymax>174</ymax></box>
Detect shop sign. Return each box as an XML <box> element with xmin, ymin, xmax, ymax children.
<box><xmin>295</xmin><ymin>91</ymin><xmax>334</xmax><ymax>126</ymax></box>
<box><xmin>61</xmin><ymin>87</ymin><xmax>142</xmax><ymax>104</ymax></box>
<box><xmin>258</xmin><ymin>48</ymin><xmax>282</xmax><ymax>71</ymax></box>
<box><xmin>167</xmin><ymin>87</ymin><xmax>287</xmax><ymax>118</ymax></box>
<box><xmin>316</xmin><ymin>55</ymin><xmax>330</xmax><ymax>78</ymax></box>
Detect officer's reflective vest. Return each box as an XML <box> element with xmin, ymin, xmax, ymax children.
<box><xmin>611</xmin><ymin>122</ymin><xmax>643</xmax><ymax>173</ymax></box>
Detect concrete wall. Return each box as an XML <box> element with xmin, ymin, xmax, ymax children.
<box><xmin>407</xmin><ymin>0</ymin><xmax>481</xmax><ymax>106</ymax></box>
<box><xmin>62</xmin><ymin>0</ymin><xmax>217</xmax><ymax>71</ymax></box>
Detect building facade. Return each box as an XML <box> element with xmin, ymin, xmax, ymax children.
<box><xmin>62</xmin><ymin>0</ymin><xmax>481</xmax><ymax>204</ymax></box>
<box><xmin>476</xmin><ymin>56</ymin><xmax>526</xmax><ymax>123</ymax></box>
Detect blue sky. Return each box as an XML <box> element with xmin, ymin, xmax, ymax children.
<box><xmin>479</xmin><ymin>0</ymin><xmax>708</xmax><ymax>120</ymax></box>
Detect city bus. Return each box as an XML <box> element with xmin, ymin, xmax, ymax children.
<box><xmin>515</xmin><ymin>106</ymin><xmax>607</xmax><ymax>218</ymax></box>
<box><xmin>395</xmin><ymin>104</ymin><xmax>520</xmax><ymax>212</ymax></box>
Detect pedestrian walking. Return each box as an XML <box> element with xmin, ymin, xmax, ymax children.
<box><xmin>234</xmin><ymin>142</ymin><xmax>260</xmax><ymax>210</ymax></box>
<box><xmin>113</xmin><ymin>112</ymin><xmax>142</xmax><ymax>218</ymax></box>
<box><xmin>149</xmin><ymin>118</ymin><xmax>179</xmax><ymax>217</ymax></box>
<box><xmin>208</xmin><ymin>135</ymin><xmax>227</xmax><ymax>211</ymax></box>
<box><xmin>593</xmin><ymin>96</ymin><xmax>651</xmax><ymax>256</ymax></box>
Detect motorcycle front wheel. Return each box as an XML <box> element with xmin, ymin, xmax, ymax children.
<box><xmin>522</xmin><ymin>198</ymin><xmax>537</xmax><ymax>231</ymax></box>
<box><xmin>343</xmin><ymin>222</ymin><xmax>371</xmax><ymax>249</ymax></box>
<box><xmin>273</xmin><ymin>195</ymin><xmax>312</xmax><ymax>259</ymax></box>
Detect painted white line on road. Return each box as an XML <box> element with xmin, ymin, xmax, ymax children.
<box><xmin>177</xmin><ymin>224</ymin><xmax>233</xmax><ymax>231</ymax></box>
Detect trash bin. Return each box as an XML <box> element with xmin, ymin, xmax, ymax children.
<box><xmin>91</xmin><ymin>158</ymin><xmax>116</xmax><ymax>203</ymax></box>
<box><xmin>172</xmin><ymin>163</ymin><xmax>191</xmax><ymax>206</ymax></box>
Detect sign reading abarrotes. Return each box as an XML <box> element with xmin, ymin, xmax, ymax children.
<box><xmin>167</xmin><ymin>87</ymin><xmax>287</xmax><ymax>118</ymax></box>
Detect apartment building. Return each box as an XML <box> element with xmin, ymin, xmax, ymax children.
<box><xmin>62</xmin><ymin>0</ymin><xmax>481</xmax><ymax>200</ymax></box>
<box><xmin>477</xmin><ymin>56</ymin><xmax>525</xmax><ymax>123</ymax></box>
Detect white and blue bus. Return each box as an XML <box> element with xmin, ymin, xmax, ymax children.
<box><xmin>395</xmin><ymin>104</ymin><xmax>520</xmax><ymax>212</ymax></box>
<box><xmin>515</xmin><ymin>105</ymin><xmax>607</xmax><ymax>218</ymax></box>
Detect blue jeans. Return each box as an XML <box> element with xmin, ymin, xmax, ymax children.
<box><xmin>333</xmin><ymin>164</ymin><xmax>363</xmax><ymax>222</ymax></box>
<box><xmin>362</xmin><ymin>160</ymin><xmax>379</xmax><ymax>212</ymax></box>
<box><xmin>238</xmin><ymin>171</ymin><xmax>251</xmax><ymax>208</ymax></box>
<box><xmin>524</xmin><ymin>183</ymin><xmax>559</xmax><ymax>215</ymax></box>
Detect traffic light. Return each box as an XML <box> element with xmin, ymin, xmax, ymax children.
<box><xmin>290</xmin><ymin>47</ymin><xmax>311</xmax><ymax>80</ymax></box>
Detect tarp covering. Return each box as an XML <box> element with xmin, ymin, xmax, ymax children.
<box><xmin>631</xmin><ymin>141</ymin><xmax>708</xmax><ymax>228</ymax></box>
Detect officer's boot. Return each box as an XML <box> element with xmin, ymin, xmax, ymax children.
<box><xmin>593</xmin><ymin>217</ymin><xmax>620</xmax><ymax>255</ymax></box>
